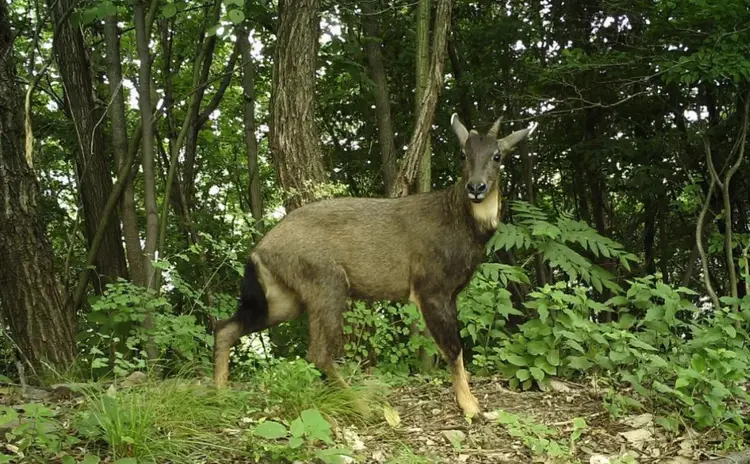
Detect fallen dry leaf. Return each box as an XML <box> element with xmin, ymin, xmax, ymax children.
<box><xmin>619</xmin><ymin>428</ymin><xmax>653</xmax><ymax>444</ymax></box>
<box><xmin>624</xmin><ymin>413</ymin><xmax>653</xmax><ymax>429</ymax></box>
<box><xmin>383</xmin><ymin>405</ymin><xmax>401</xmax><ymax>428</ymax></box>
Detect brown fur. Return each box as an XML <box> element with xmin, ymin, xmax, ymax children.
<box><xmin>213</xmin><ymin>113</ymin><xmax>535</xmax><ymax>417</ymax></box>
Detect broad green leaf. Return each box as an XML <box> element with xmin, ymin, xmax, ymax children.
<box><xmin>567</xmin><ymin>356</ymin><xmax>593</xmax><ymax>370</ymax></box>
<box><xmin>161</xmin><ymin>3</ymin><xmax>177</xmax><ymax>18</ymax></box>
<box><xmin>228</xmin><ymin>9</ymin><xmax>245</xmax><ymax>24</ymax></box>
<box><xmin>504</xmin><ymin>353</ymin><xmax>528</xmax><ymax>366</ymax></box>
<box><xmin>62</xmin><ymin>456</ymin><xmax>76</xmax><ymax>464</ymax></box>
<box><xmin>527</xmin><ymin>340</ymin><xmax>548</xmax><ymax>355</ymax></box>
<box><xmin>565</xmin><ymin>339</ymin><xmax>585</xmax><ymax>353</ymax></box>
<box><xmin>516</xmin><ymin>369</ymin><xmax>530</xmax><ymax>381</ymax></box>
<box><xmin>253</xmin><ymin>420</ymin><xmax>287</xmax><ymax>439</ymax></box>
<box><xmin>115</xmin><ymin>459</ymin><xmax>138</xmax><ymax>464</ymax></box>
<box><xmin>0</xmin><ymin>406</ymin><xmax>18</xmax><ymax>426</ymax></box>
<box><xmin>82</xmin><ymin>456</ymin><xmax>100</xmax><ymax>464</ymax></box>
<box><xmin>529</xmin><ymin>367</ymin><xmax>545</xmax><ymax>381</ymax></box>
<box><xmin>629</xmin><ymin>338</ymin><xmax>657</xmax><ymax>351</ymax></box>
<box><xmin>546</xmin><ymin>349</ymin><xmax>561</xmax><ymax>366</ymax></box>
<box><xmin>290</xmin><ymin>417</ymin><xmax>304</xmax><ymax>438</ymax></box>
<box><xmin>289</xmin><ymin>436</ymin><xmax>304</xmax><ymax>449</ymax></box>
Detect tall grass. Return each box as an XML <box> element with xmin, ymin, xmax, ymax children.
<box><xmin>75</xmin><ymin>376</ymin><xmax>251</xmax><ymax>462</ymax></box>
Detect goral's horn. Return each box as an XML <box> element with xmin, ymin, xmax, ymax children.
<box><xmin>488</xmin><ymin>117</ymin><xmax>503</xmax><ymax>138</ymax></box>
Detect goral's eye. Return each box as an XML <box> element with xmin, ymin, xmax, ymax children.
<box><xmin>493</xmin><ymin>153</ymin><xmax>502</xmax><ymax>162</ymax></box>
<box><xmin>460</xmin><ymin>152</ymin><xmax>466</xmax><ymax>160</ymax></box>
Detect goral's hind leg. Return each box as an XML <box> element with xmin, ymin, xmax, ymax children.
<box><xmin>214</xmin><ymin>255</ymin><xmax>301</xmax><ymax>387</ymax></box>
<box><xmin>213</xmin><ymin>315</ymin><xmax>247</xmax><ymax>387</ymax></box>
<box><xmin>295</xmin><ymin>260</ymin><xmax>350</xmax><ymax>388</ymax></box>
<box><xmin>410</xmin><ymin>288</ymin><xmax>480</xmax><ymax>418</ymax></box>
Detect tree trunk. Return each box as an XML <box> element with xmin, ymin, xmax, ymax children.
<box><xmin>270</xmin><ymin>0</ymin><xmax>328</xmax><ymax>211</ymax></box>
<box><xmin>104</xmin><ymin>15</ymin><xmax>146</xmax><ymax>287</ymax></box>
<box><xmin>520</xmin><ymin>139</ymin><xmax>546</xmax><ymax>286</ymax></box>
<box><xmin>389</xmin><ymin>0</ymin><xmax>452</xmax><ymax>197</ymax></box>
<box><xmin>447</xmin><ymin>38</ymin><xmax>472</xmax><ymax>129</ymax></box>
<box><xmin>415</xmin><ymin>0</ymin><xmax>432</xmax><ymax>193</ymax></box>
<box><xmin>361</xmin><ymin>0</ymin><xmax>397</xmax><ymax>194</ymax></box>
<box><xmin>47</xmin><ymin>0</ymin><xmax>128</xmax><ymax>291</ymax></box>
<box><xmin>0</xmin><ymin>3</ymin><xmax>76</xmax><ymax>370</ymax></box>
<box><xmin>133</xmin><ymin>0</ymin><xmax>159</xmax><ymax>360</ymax></box>
<box><xmin>644</xmin><ymin>196</ymin><xmax>656</xmax><ymax>275</ymax></box>
<box><xmin>240</xmin><ymin>26</ymin><xmax>264</xmax><ymax>231</ymax></box>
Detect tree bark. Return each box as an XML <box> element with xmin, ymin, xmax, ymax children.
<box><xmin>415</xmin><ymin>0</ymin><xmax>432</xmax><ymax>193</ymax></box>
<box><xmin>361</xmin><ymin>0</ymin><xmax>397</xmax><ymax>194</ymax></box>
<box><xmin>270</xmin><ymin>0</ymin><xmax>328</xmax><ymax>211</ymax></box>
<box><xmin>644</xmin><ymin>196</ymin><xmax>656</xmax><ymax>275</ymax></box>
<box><xmin>240</xmin><ymin>26</ymin><xmax>263</xmax><ymax>230</ymax></box>
<box><xmin>520</xmin><ymin>139</ymin><xmax>546</xmax><ymax>286</ymax></box>
<box><xmin>389</xmin><ymin>0</ymin><xmax>452</xmax><ymax>197</ymax></box>
<box><xmin>133</xmin><ymin>0</ymin><xmax>159</xmax><ymax>360</ymax></box>
<box><xmin>46</xmin><ymin>0</ymin><xmax>128</xmax><ymax>291</ymax></box>
<box><xmin>104</xmin><ymin>15</ymin><xmax>146</xmax><ymax>287</ymax></box>
<box><xmin>447</xmin><ymin>38</ymin><xmax>472</xmax><ymax>129</ymax></box>
<box><xmin>0</xmin><ymin>2</ymin><xmax>76</xmax><ymax>370</ymax></box>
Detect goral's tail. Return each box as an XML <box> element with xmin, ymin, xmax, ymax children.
<box><xmin>236</xmin><ymin>259</ymin><xmax>269</xmax><ymax>332</ymax></box>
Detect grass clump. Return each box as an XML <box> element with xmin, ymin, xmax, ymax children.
<box><xmin>247</xmin><ymin>359</ymin><xmax>390</xmax><ymax>427</ymax></box>
<box><xmin>75</xmin><ymin>376</ymin><xmax>251</xmax><ymax>462</ymax></box>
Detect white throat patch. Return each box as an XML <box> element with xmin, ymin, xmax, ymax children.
<box><xmin>470</xmin><ymin>188</ymin><xmax>500</xmax><ymax>230</ymax></box>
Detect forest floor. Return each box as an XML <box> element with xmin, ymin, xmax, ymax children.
<box><xmin>0</xmin><ymin>372</ymin><xmax>743</xmax><ymax>464</ymax></box>
<box><xmin>378</xmin><ymin>376</ymin><xmax>728</xmax><ymax>464</ymax></box>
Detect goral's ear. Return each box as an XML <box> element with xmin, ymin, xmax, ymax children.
<box><xmin>497</xmin><ymin>123</ymin><xmax>537</xmax><ymax>152</ymax></box>
<box><xmin>451</xmin><ymin>113</ymin><xmax>469</xmax><ymax>147</ymax></box>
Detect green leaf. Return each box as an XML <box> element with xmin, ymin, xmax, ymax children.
<box><xmin>529</xmin><ymin>367</ymin><xmax>545</xmax><ymax>381</ymax></box>
<box><xmin>546</xmin><ymin>349</ymin><xmax>560</xmax><ymax>366</ymax></box>
<box><xmin>565</xmin><ymin>339</ymin><xmax>585</xmax><ymax>353</ymax></box>
<box><xmin>724</xmin><ymin>325</ymin><xmax>737</xmax><ymax>338</ymax></box>
<box><xmin>675</xmin><ymin>377</ymin><xmax>691</xmax><ymax>389</ymax></box>
<box><xmin>228</xmin><ymin>9</ymin><xmax>245</xmax><ymax>24</ymax></box>
<box><xmin>82</xmin><ymin>456</ymin><xmax>101</xmax><ymax>464</ymax></box>
<box><xmin>62</xmin><ymin>456</ymin><xmax>76</xmax><ymax>464</ymax></box>
<box><xmin>253</xmin><ymin>420</ymin><xmax>287</xmax><ymax>439</ymax></box>
<box><xmin>567</xmin><ymin>356</ymin><xmax>593</xmax><ymax>370</ymax></box>
<box><xmin>115</xmin><ymin>459</ymin><xmax>138</xmax><ymax>464</ymax></box>
<box><xmin>516</xmin><ymin>369</ymin><xmax>530</xmax><ymax>381</ymax></box>
<box><xmin>534</xmin><ymin>357</ymin><xmax>557</xmax><ymax>375</ymax></box>
<box><xmin>504</xmin><ymin>353</ymin><xmax>528</xmax><ymax>366</ymax></box>
<box><xmin>629</xmin><ymin>338</ymin><xmax>657</xmax><ymax>351</ymax></box>
<box><xmin>316</xmin><ymin>447</ymin><xmax>354</xmax><ymax>464</ymax></box>
<box><xmin>527</xmin><ymin>340</ymin><xmax>548</xmax><ymax>355</ymax></box>
<box><xmin>161</xmin><ymin>3</ymin><xmax>177</xmax><ymax>18</ymax></box>
<box><xmin>0</xmin><ymin>374</ymin><xmax>12</xmax><ymax>384</ymax></box>
<box><xmin>0</xmin><ymin>454</ymin><xmax>12</xmax><ymax>464</ymax></box>
<box><xmin>290</xmin><ymin>417</ymin><xmax>304</xmax><ymax>438</ymax></box>
<box><xmin>289</xmin><ymin>436</ymin><xmax>304</xmax><ymax>449</ymax></box>
<box><xmin>0</xmin><ymin>406</ymin><xmax>18</xmax><ymax>426</ymax></box>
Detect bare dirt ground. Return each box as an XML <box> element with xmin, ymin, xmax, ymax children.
<box><xmin>345</xmin><ymin>376</ymin><xmax>743</xmax><ymax>464</ymax></box>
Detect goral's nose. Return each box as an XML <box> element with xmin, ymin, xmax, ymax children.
<box><xmin>466</xmin><ymin>182</ymin><xmax>488</xmax><ymax>195</ymax></box>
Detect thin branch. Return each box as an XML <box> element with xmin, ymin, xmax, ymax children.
<box><xmin>696</xmin><ymin>157</ymin><xmax>722</xmax><ymax>311</ymax></box>
<box><xmin>197</xmin><ymin>37</ymin><xmax>240</xmax><ymax>126</ymax></box>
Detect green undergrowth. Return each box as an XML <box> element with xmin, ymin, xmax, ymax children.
<box><xmin>0</xmin><ymin>361</ymin><xmax>391</xmax><ymax>464</ymax></box>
